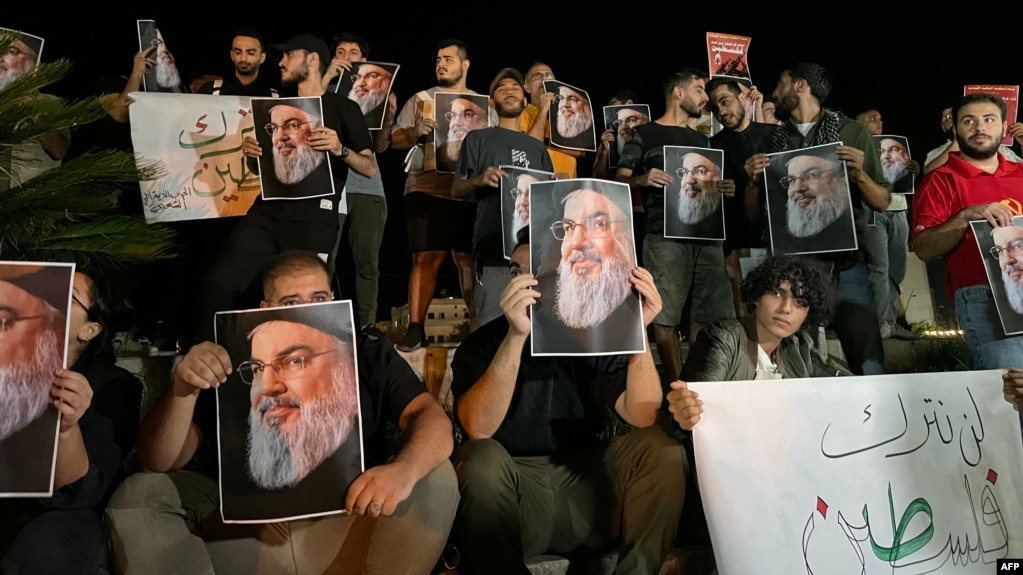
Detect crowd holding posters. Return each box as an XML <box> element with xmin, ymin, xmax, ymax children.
<box><xmin>214</xmin><ymin>301</ymin><xmax>363</xmax><ymax>523</ymax></box>
<box><xmin>136</xmin><ymin>20</ymin><xmax>184</xmax><ymax>93</ymax></box>
<box><xmin>875</xmin><ymin>135</ymin><xmax>915</xmax><ymax>195</ymax></box>
<box><xmin>543</xmin><ymin>80</ymin><xmax>596</xmax><ymax>152</ymax></box>
<box><xmin>602</xmin><ymin>104</ymin><xmax>650</xmax><ymax>169</ymax></box>
<box><xmin>129</xmin><ymin>93</ymin><xmax>260</xmax><ymax>222</ymax></box>
<box><xmin>964</xmin><ymin>85</ymin><xmax>1019</xmax><ymax>145</ymax></box>
<box><xmin>663</xmin><ymin>146</ymin><xmax>727</xmax><ymax>241</ymax></box>
<box><xmin>691</xmin><ymin>371</ymin><xmax>1023</xmax><ymax>574</ymax></box>
<box><xmin>0</xmin><ymin>262</ymin><xmax>74</xmax><ymax>497</ymax></box>
<box><xmin>972</xmin><ymin>216</ymin><xmax>1023</xmax><ymax>336</ymax></box>
<box><xmin>434</xmin><ymin>92</ymin><xmax>490</xmax><ymax>174</ymax></box>
<box><xmin>499</xmin><ymin>166</ymin><xmax>553</xmax><ymax>259</ymax></box>
<box><xmin>764</xmin><ymin>142</ymin><xmax>857</xmax><ymax>255</ymax></box>
<box><xmin>251</xmin><ymin>96</ymin><xmax>336</xmax><ymax>201</ymax></box>
<box><xmin>333</xmin><ymin>61</ymin><xmax>399</xmax><ymax>130</ymax></box>
<box><xmin>528</xmin><ymin>179</ymin><xmax>645</xmax><ymax>356</ymax></box>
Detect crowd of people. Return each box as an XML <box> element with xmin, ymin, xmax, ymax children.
<box><xmin>2</xmin><ymin>25</ymin><xmax>1023</xmax><ymax>574</ymax></box>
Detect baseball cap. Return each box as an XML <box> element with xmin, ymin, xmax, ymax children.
<box><xmin>270</xmin><ymin>34</ymin><xmax>330</xmax><ymax>69</ymax></box>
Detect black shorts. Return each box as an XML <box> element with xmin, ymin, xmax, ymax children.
<box><xmin>405</xmin><ymin>192</ymin><xmax>474</xmax><ymax>253</ymax></box>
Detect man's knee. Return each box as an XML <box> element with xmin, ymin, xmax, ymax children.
<box><xmin>622</xmin><ymin>426</ymin><xmax>686</xmax><ymax>477</ymax></box>
<box><xmin>108</xmin><ymin>472</ymin><xmax>180</xmax><ymax>515</ymax></box>
<box><xmin>454</xmin><ymin>439</ymin><xmax>515</xmax><ymax>492</ymax></box>
<box><xmin>412</xmin><ymin>250</ymin><xmax>446</xmax><ymax>269</ymax></box>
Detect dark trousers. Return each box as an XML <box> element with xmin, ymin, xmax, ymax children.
<box><xmin>1</xmin><ymin>510</ymin><xmax>109</xmax><ymax>574</ymax></box>
<box><xmin>195</xmin><ymin>211</ymin><xmax>337</xmax><ymax>341</ymax></box>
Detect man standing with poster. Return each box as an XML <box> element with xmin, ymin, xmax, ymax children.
<box><xmin>521</xmin><ymin>62</ymin><xmax>583</xmax><ymax>178</ymax></box>
<box><xmin>451</xmin><ymin>68</ymin><xmax>553</xmax><ymax>328</ymax></box>
<box><xmin>193</xmin><ymin>34</ymin><xmax>377</xmax><ymax>341</ymax></box>
<box><xmin>108</xmin><ymin>251</ymin><xmax>457</xmax><ymax>574</ymax></box>
<box><xmin>914</xmin><ymin>93</ymin><xmax>1023</xmax><ymax>434</ymax></box>
<box><xmin>745</xmin><ymin>62</ymin><xmax>891</xmax><ymax>376</ymax></box>
<box><xmin>616</xmin><ymin>67</ymin><xmax>735</xmax><ymax>381</ymax></box>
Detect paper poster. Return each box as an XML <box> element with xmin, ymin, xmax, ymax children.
<box><xmin>690</xmin><ymin>371</ymin><xmax>1023</xmax><ymax>574</ymax></box>
<box><xmin>971</xmin><ymin>216</ymin><xmax>1023</xmax><ymax>335</ymax></box>
<box><xmin>528</xmin><ymin>179</ymin><xmax>645</xmax><ymax>356</ymax></box>
<box><xmin>707</xmin><ymin>32</ymin><xmax>752</xmax><ymax>87</ymax></box>
<box><xmin>214</xmin><ymin>301</ymin><xmax>364</xmax><ymax>523</ymax></box>
<box><xmin>0</xmin><ymin>28</ymin><xmax>43</xmax><ymax>89</ymax></box>
<box><xmin>964</xmin><ymin>85</ymin><xmax>1019</xmax><ymax>145</ymax></box>
<box><xmin>602</xmin><ymin>104</ymin><xmax>650</xmax><ymax>169</ymax></box>
<box><xmin>499</xmin><ymin>166</ymin><xmax>554</xmax><ymax>260</ymax></box>
<box><xmin>136</xmin><ymin>20</ymin><xmax>184</xmax><ymax>93</ymax></box>
<box><xmin>0</xmin><ymin>262</ymin><xmax>74</xmax><ymax>497</ymax></box>
<box><xmin>434</xmin><ymin>92</ymin><xmax>490</xmax><ymax>174</ymax></box>
<box><xmin>543</xmin><ymin>80</ymin><xmax>597</xmax><ymax>152</ymax></box>
<box><xmin>129</xmin><ymin>93</ymin><xmax>260</xmax><ymax>223</ymax></box>
<box><xmin>251</xmin><ymin>96</ymin><xmax>336</xmax><ymax>201</ymax></box>
<box><xmin>663</xmin><ymin>146</ymin><xmax>727</xmax><ymax>241</ymax></box>
<box><xmin>875</xmin><ymin>135</ymin><xmax>915</xmax><ymax>195</ymax></box>
<box><xmin>763</xmin><ymin>142</ymin><xmax>857</xmax><ymax>255</ymax></box>
<box><xmin>333</xmin><ymin>61</ymin><xmax>399</xmax><ymax>130</ymax></box>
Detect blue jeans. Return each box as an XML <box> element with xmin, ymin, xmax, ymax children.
<box><xmin>955</xmin><ymin>285</ymin><xmax>1023</xmax><ymax>434</ymax></box>
<box><xmin>862</xmin><ymin>211</ymin><xmax>909</xmax><ymax>326</ymax></box>
<box><xmin>833</xmin><ymin>262</ymin><xmax>886</xmax><ymax>375</ymax></box>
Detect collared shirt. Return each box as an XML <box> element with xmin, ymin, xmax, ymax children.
<box><xmin>913</xmin><ymin>152</ymin><xmax>1023</xmax><ymax>297</ymax></box>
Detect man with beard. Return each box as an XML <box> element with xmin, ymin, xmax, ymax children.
<box><xmin>759</xmin><ymin>95</ymin><xmax>783</xmax><ymax>125</ymax></box>
<box><xmin>109</xmin><ymin>250</ymin><xmax>458</xmax><ymax>574</ymax></box>
<box><xmin>193</xmin><ymin>34</ymin><xmax>376</xmax><ymax>342</ymax></box>
<box><xmin>511</xmin><ymin>173</ymin><xmax>535</xmax><ymax>240</ymax></box>
<box><xmin>594</xmin><ymin>105</ymin><xmax>649</xmax><ymax>179</ymax></box>
<box><xmin>451</xmin><ymin>68</ymin><xmax>553</xmax><ymax>327</ymax></box>
<box><xmin>449</xmin><ymin>226</ymin><xmax>685</xmax><ymax>575</ymax></box>
<box><xmin>530</xmin><ymin>186</ymin><xmax>646</xmax><ymax>354</ymax></box>
<box><xmin>264</xmin><ymin>101</ymin><xmax>331</xmax><ymax>193</ymax></box>
<box><xmin>521</xmin><ymin>62</ymin><xmax>583</xmax><ymax>178</ymax></box>
<box><xmin>782</xmin><ymin>154</ymin><xmax>853</xmax><ymax>241</ymax></box>
<box><xmin>925</xmin><ymin>105</ymin><xmax>1023</xmax><ymax>174</ymax></box>
<box><xmin>914</xmin><ymin>93</ymin><xmax>1023</xmax><ymax>436</ymax></box>
<box><xmin>347</xmin><ymin>62</ymin><xmax>392</xmax><ymax>125</ymax></box>
<box><xmin>438</xmin><ymin>94</ymin><xmax>489</xmax><ymax>173</ymax></box>
<box><xmin>670</xmin><ymin>151</ymin><xmax>728</xmax><ymax>238</ymax></box>
<box><xmin>992</xmin><ymin>224</ymin><xmax>1023</xmax><ymax>317</ymax></box>
<box><xmin>744</xmin><ymin>62</ymin><xmax>891</xmax><ymax>376</ymax></box>
<box><xmin>616</xmin><ymin>68</ymin><xmax>735</xmax><ymax>381</ymax></box>
<box><xmin>0</xmin><ymin>30</ymin><xmax>69</xmax><ymax>193</ymax></box>
<box><xmin>552</xmin><ymin>84</ymin><xmax>595</xmax><ymax>150</ymax></box>
<box><xmin>196</xmin><ymin>29</ymin><xmax>277</xmax><ymax>97</ymax></box>
<box><xmin>391</xmin><ymin>39</ymin><xmax>496</xmax><ymax>351</ymax></box>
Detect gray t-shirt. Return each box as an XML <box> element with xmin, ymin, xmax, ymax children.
<box><xmin>345</xmin><ymin>168</ymin><xmax>385</xmax><ymax>197</ymax></box>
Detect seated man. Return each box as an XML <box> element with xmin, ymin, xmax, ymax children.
<box><xmin>106</xmin><ymin>251</ymin><xmax>457</xmax><ymax>574</ymax></box>
<box><xmin>1</xmin><ymin>270</ymin><xmax>142</xmax><ymax>573</ymax></box>
<box><xmin>450</xmin><ymin>227</ymin><xmax>685</xmax><ymax>575</ymax></box>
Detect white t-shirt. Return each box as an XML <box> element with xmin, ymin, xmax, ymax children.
<box><xmin>755</xmin><ymin>345</ymin><xmax>783</xmax><ymax>380</ymax></box>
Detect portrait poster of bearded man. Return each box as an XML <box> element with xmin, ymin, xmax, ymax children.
<box><xmin>251</xmin><ymin>96</ymin><xmax>336</xmax><ymax>201</ymax></box>
<box><xmin>0</xmin><ymin>28</ymin><xmax>44</xmax><ymax>92</ymax></box>
<box><xmin>499</xmin><ymin>165</ymin><xmax>554</xmax><ymax>260</ymax></box>
<box><xmin>602</xmin><ymin>104</ymin><xmax>651</xmax><ymax>169</ymax></box>
<box><xmin>214</xmin><ymin>300</ymin><xmax>363</xmax><ymax>523</ymax></box>
<box><xmin>663</xmin><ymin>146</ymin><xmax>728</xmax><ymax>240</ymax></box>
<box><xmin>528</xmin><ymin>179</ymin><xmax>645</xmax><ymax>356</ymax></box>
<box><xmin>136</xmin><ymin>20</ymin><xmax>185</xmax><ymax>93</ymax></box>
<box><xmin>434</xmin><ymin>92</ymin><xmax>491</xmax><ymax>174</ymax></box>
<box><xmin>333</xmin><ymin>61</ymin><xmax>400</xmax><ymax>130</ymax></box>
<box><xmin>0</xmin><ymin>262</ymin><xmax>74</xmax><ymax>497</ymax></box>
<box><xmin>543</xmin><ymin>80</ymin><xmax>597</xmax><ymax>152</ymax></box>
<box><xmin>764</xmin><ymin>142</ymin><xmax>857</xmax><ymax>255</ymax></box>
<box><xmin>972</xmin><ymin>217</ymin><xmax>1023</xmax><ymax>336</ymax></box>
<box><xmin>874</xmin><ymin>135</ymin><xmax>915</xmax><ymax>195</ymax></box>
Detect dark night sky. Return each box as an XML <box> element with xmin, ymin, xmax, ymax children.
<box><xmin>6</xmin><ymin>15</ymin><xmax>1020</xmax><ymax>321</ymax></box>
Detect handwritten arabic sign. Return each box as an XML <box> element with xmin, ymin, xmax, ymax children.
<box><xmin>690</xmin><ymin>371</ymin><xmax>1023</xmax><ymax>574</ymax></box>
<box><xmin>129</xmin><ymin>92</ymin><xmax>259</xmax><ymax>223</ymax></box>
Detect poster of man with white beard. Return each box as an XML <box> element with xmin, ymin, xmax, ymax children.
<box><xmin>333</xmin><ymin>61</ymin><xmax>399</xmax><ymax>130</ymax></box>
<box><xmin>251</xmin><ymin>96</ymin><xmax>336</xmax><ymax>201</ymax></box>
<box><xmin>874</xmin><ymin>135</ymin><xmax>915</xmax><ymax>195</ymax></box>
<box><xmin>972</xmin><ymin>216</ymin><xmax>1023</xmax><ymax>335</ymax></box>
<box><xmin>528</xmin><ymin>179</ymin><xmax>645</xmax><ymax>356</ymax></box>
<box><xmin>602</xmin><ymin>105</ymin><xmax>650</xmax><ymax>169</ymax></box>
<box><xmin>543</xmin><ymin>80</ymin><xmax>597</xmax><ymax>152</ymax></box>
<box><xmin>215</xmin><ymin>301</ymin><xmax>363</xmax><ymax>523</ymax></box>
<box><xmin>0</xmin><ymin>28</ymin><xmax>43</xmax><ymax>92</ymax></box>
<box><xmin>434</xmin><ymin>92</ymin><xmax>490</xmax><ymax>174</ymax></box>
<box><xmin>499</xmin><ymin>166</ymin><xmax>554</xmax><ymax>260</ymax></box>
<box><xmin>136</xmin><ymin>20</ymin><xmax>185</xmax><ymax>93</ymax></box>
<box><xmin>764</xmin><ymin>142</ymin><xmax>857</xmax><ymax>255</ymax></box>
<box><xmin>663</xmin><ymin>146</ymin><xmax>729</xmax><ymax>240</ymax></box>
<box><xmin>0</xmin><ymin>262</ymin><xmax>74</xmax><ymax>497</ymax></box>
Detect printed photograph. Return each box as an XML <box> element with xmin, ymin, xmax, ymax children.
<box><xmin>663</xmin><ymin>146</ymin><xmax>727</xmax><ymax>240</ymax></box>
<box><xmin>136</xmin><ymin>20</ymin><xmax>184</xmax><ymax>93</ymax></box>
<box><xmin>602</xmin><ymin>104</ymin><xmax>650</xmax><ymax>169</ymax></box>
<box><xmin>544</xmin><ymin>80</ymin><xmax>596</xmax><ymax>152</ymax></box>
<box><xmin>500</xmin><ymin>166</ymin><xmax>554</xmax><ymax>259</ymax></box>
<box><xmin>334</xmin><ymin>61</ymin><xmax>399</xmax><ymax>130</ymax></box>
<box><xmin>434</xmin><ymin>92</ymin><xmax>490</xmax><ymax>174</ymax></box>
<box><xmin>875</xmin><ymin>135</ymin><xmax>915</xmax><ymax>195</ymax></box>
<box><xmin>972</xmin><ymin>216</ymin><xmax>1023</xmax><ymax>335</ymax></box>
<box><xmin>252</xmin><ymin>96</ymin><xmax>335</xmax><ymax>201</ymax></box>
<box><xmin>0</xmin><ymin>28</ymin><xmax>44</xmax><ymax>91</ymax></box>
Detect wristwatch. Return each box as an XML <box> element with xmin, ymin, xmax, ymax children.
<box><xmin>340</xmin><ymin>146</ymin><xmax>350</xmax><ymax>159</ymax></box>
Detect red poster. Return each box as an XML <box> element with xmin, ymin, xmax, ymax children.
<box><xmin>964</xmin><ymin>84</ymin><xmax>1019</xmax><ymax>145</ymax></box>
<box><xmin>707</xmin><ymin>32</ymin><xmax>752</xmax><ymax>86</ymax></box>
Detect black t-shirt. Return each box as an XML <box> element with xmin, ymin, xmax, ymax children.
<box><xmin>450</xmin><ymin>316</ymin><xmax>628</xmax><ymax>456</ymax></box>
<box><xmin>710</xmin><ymin>122</ymin><xmax>777</xmax><ymax>249</ymax></box>
<box><xmin>618</xmin><ymin>123</ymin><xmax>709</xmax><ymax>236</ymax></box>
<box><xmin>248</xmin><ymin>91</ymin><xmax>374</xmax><ymax>226</ymax></box>
<box><xmin>193</xmin><ymin>333</ymin><xmax>427</xmax><ymax>479</ymax></box>
<box><xmin>196</xmin><ymin>76</ymin><xmax>278</xmax><ymax>98</ymax></box>
<box><xmin>455</xmin><ymin>127</ymin><xmax>553</xmax><ymax>264</ymax></box>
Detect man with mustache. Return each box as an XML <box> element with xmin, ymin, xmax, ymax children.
<box><xmin>511</xmin><ymin>173</ymin><xmax>536</xmax><ymax>238</ymax></box>
<box><xmin>782</xmin><ymin>153</ymin><xmax>852</xmax><ymax>241</ymax></box>
<box><xmin>108</xmin><ymin>250</ymin><xmax>457</xmax><ymax>574</ymax></box>
<box><xmin>438</xmin><ymin>94</ymin><xmax>488</xmax><ymax>173</ymax></box>
<box><xmin>992</xmin><ymin>223</ymin><xmax>1023</xmax><ymax>317</ymax></box>
<box><xmin>267</xmin><ymin>101</ymin><xmax>330</xmax><ymax>189</ymax></box>
<box><xmin>196</xmin><ymin>28</ymin><xmax>276</xmax><ymax>97</ymax></box>
<box><xmin>552</xmin><ymin>84</ymin><xmax>595</xmax><ymax>150</ymax></box>
<box><xmin>914</xmin><ymin>93</ymin><xmax>1023</xmax><ymax>437</ymax></box>
<box><xmin>348</xmin><ymin>62</ymin><xmax>392</xmax><ymax>125</ymax></box>
<box><xmin>671</xmin><ymin>151</ymin><xmax>727</xmax><ymax>238</ymax></box>
<box><xmin>924</xmin><ymin>105</ymin><xmax>1023</xmax><ymax>174</ymax></box>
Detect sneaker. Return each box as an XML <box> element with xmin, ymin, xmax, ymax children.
<box><xmin>396</xmin><ymin>323</ymin><xmax>425</xmax><ymax>352</ymax></box>
<box><xmin>889</xmin><ymin>323</ymin><xmax>920</xmax><ymax>340</ymax></box>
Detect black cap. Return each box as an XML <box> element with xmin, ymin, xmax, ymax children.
<box><xmin>0</xmin><ymin>263</ymin><xmax>73</xmax><ymax>313</ymax></box>
<box><xmin>270</xmin><ymin>34</ymin><xmax>330</xmax><ymax>71</ymax></box>
<box><xmin>490</xmin><ymin>67</ymin><xmax>524</xmax><ymax>96</ymax></box>
<box><xmin>236</xmin><ymin>302</ymin><xmax>352</xmax><ymax>345</ymax></box>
